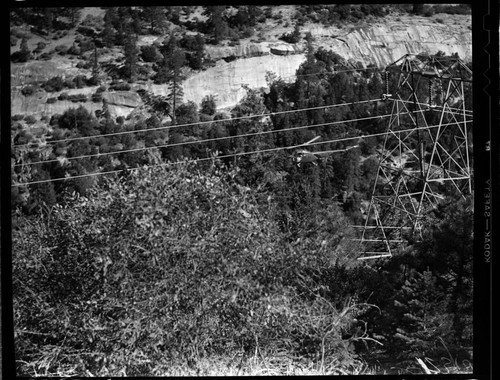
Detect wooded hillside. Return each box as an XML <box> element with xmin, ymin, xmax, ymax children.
<box><xmin>10</xmin><ymin>5</ymin><xmax>473</xmax><ymax>376</ymax></box>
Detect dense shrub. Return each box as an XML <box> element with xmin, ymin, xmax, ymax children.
<box><xmin>109</xmin><ymin>82</ymin><xmax>131</xmax><ymax>91</ymax></box>
<box><xmin>279</xmin><ymin>24</ymin><xmax>301</xmax><ymax>44</ymax></box>
<box><xmin>13</xmin><ymin>165</ymin><xmax>363</xmax><ymax>376</ymax></box>
<box><xmin>77</xmin><ymin>25</ymin><xmax>97</xmax><ymax>37</ymax></box>
<box><xmin>43</xmin><ymin>76</ymin><xmax>65</xmax><ymax>92</ymax></box>
<box><xmin>24</xmin><ymin>115</ymin><xmax>37</xmax><ymax>125</ymax></box>
<box><xmin>67</xmin><ymin>93</ymin><xmax>88</xmax><ymax>102</ymax></box>
<box><xmin>200</xmin><ymin>95</ymin><xmax>217</xmax><ymax>116</ymax></box>
<box><xmin>78</xmin><ymin>39</ymin><xmax>95</xmax><ymax>54</ymax></box>
<box><xmin>56</xmin><ymin>106</ymin><xmax>96</xmax><ymax>133</ymax></box>
<box><xmin>39</xmin><ymin>52</ymin><xmax>53</xmax><ymax>60</ymax></box>
<box><xmin>64</xmin><ymin>79</ymin><xmax>76</xmax><ymax>89</ymax></box>
<box><xmin>33</xmin><ymin>41</ymin><xmax>47</xmax><ymax>54</ymax></box>
<box><xmin>140</xmin><ymin>44</ymin><xmax>163</xmax><ymax>63</ymax></box>
<box><xmin>11</xmin><ymin>38</ymin><xmax>32</xmax><ymax>63</ymax></box>
<box><xmin>58</xmin><ymin>92</ymin><xmax>69</xmax><ymax>101</ymax></box>
<box><xmin>433</xmin><ymin>4</ymin><xmax>471</xmax><ymax>14</ymax></box>
<box><xmin>67</xmin><ymin>44</ymin><xmax>81</xmax><ymax>55</ymax></box>
<box><xmin>73</xmin><ymin>75</ymin><xmax>88</xmax><ymax>88</ymax></box>
<box><xmin>21</xmin><ymin>85</ymin><xmax>37</xmax><ymax>97</ymax></box>
<box><xmin>91</xmin><ymin>92</ymin><xmax>103</xmax><ymax>102</ymax></box>
<box><xmin>54</xmin><ymin>44</ymin><xmax>69</xmax><ymax>55</ymax></box>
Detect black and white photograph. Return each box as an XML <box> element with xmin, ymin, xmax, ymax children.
<box><xmin>3</xmin><ymin>2</ymin><xmax>493</xmax><ymax>377</ymax></box>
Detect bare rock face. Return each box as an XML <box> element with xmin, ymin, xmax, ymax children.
<box><xmin>205</xmin><ymin>43</ymin><xmax>270</xmax><ymax>60</ymax></box>
<box><xmin>204</xmin><ymin>42</ymin><xmax>303</xmax><ymax>60</ymax></box>
<box><xmin>11</xmin><ymin>87</ymin><xmax>101</xmax><ymax>118</ymax></box>
<box><xmin>180</xmin><ymin>14</ymin><xmax>471</xmax><ymax>110</ymax></box>
<box><xmin>303</xmin><ymin>14</ymin><xmax>472</xmax><ymax>67</ymax></box>
<box><xmin>182</xmin><ymin>54</ymin><xmax>306</xmax><ymax>110</ymax></box>
<box><xmin>11</xmin><ymin>88</ymin><xmax>143</xmax><ymax>119</ymax></box>
<box><xmin>102</xmin><ymin>91</ymin><xmax>143</xmax><ymax>117</ymax></box>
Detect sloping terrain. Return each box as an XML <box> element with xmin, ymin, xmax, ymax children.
<box><xmin>10</xmin><ymin>7</ymin><xmax>472</xmax><ymax>117</ymax></box>
<box><xmin>181</xmin><ymin>12</ymin><xmax>471</xmax><ymax>109</ymax></box>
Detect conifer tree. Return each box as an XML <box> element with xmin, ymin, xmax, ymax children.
<box><xmin>142</xmin><ymin>6</ymin><xmax>167</xmax><ymax>34</ymax></box>
<box><xmin>42</xmin><ymin>8</ymin><xmax>54</xmax><ymax>31</ymax></box>
<box><xmin>67</xmin><ymin>7</ymin><xmax>81</xmax><ymax>24</ymax></box>
<box><xmin>156</xmin><ymin>36</ymin><xmax>186</xmax><ymax>124</ymax></box>
<box><xmin>18</xmin><ymin>37</ymin><xmax>32</xmax><ymax>62</ymax></box>
<box><xmin>392</xmin><ymin>268</ymin><xmax>450</xmax><ymax>359</ymax></box>
<box><xmin>101</xmin><ymin>8</ymin><xmax>116</xmax><ymax>48</ymax></box>
<box><xmin>204</xmin><ymin>6</ymin><xmax>229</xmax><ymax>44</ymax></box>
<box><xmin>123</xmin><ymin>29</ymin><xmax>139</xmax><ymax>82</ymax></box>
<box><xmin>90</xmin><ymin>43</ymin><xmax>100</xmax><ymax>85</ymax></box>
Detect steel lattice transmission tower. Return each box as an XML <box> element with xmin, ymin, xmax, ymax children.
<box><xmin>356</xmin><ymin>53</ymin><xmax>473</xmax><ymax>259</ymax></box>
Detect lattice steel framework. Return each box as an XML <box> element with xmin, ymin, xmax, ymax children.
<box><xmin>356</xmin><ymin>54</ymin><xmax>473</xmax><ymax>259</ymax></box>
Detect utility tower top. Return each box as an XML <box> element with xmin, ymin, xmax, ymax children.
<box><xmin>386</xmin><ymin>53</ymin><xmax>472</xmax><ymax>81</ymax></box>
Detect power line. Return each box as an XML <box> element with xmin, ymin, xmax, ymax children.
<box><xmin>13</xmin><ymin>99</ymin><xmax>381</xmax><ymax>148</ymax></box>
<box><xmin>15</xmin><ymin>98</ymin><xmax>474</xmax><ymax>168</ymax></box>
<box><xmin>11</xmin><ymin>119</ymin><xmax>473</xmax><ymax>187</ymax></box>
<box><xmin>390</xmin><ymin>98</ymin><xmax>473</xmax><ymax>115</ymax></box>
<box><xmin>15</xmin><ymin>113</ymin><xmax>398</xmax><ymax>168</ymax></box>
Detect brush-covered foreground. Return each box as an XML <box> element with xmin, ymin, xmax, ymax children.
<box><xmin>14</xmin><ymin>163</ymin><xmax>369</xmax><ymax>376</ymax></box>
<box><xmin>13</xmin><ymin>161</ymin><xmax>473</xmax><ymax>376</ymax></box>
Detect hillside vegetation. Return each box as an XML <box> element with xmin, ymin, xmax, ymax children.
<box><xmin>11</xmin><ymin>5</ymin><xmax>473</xmax><ymax>376</ymax></box>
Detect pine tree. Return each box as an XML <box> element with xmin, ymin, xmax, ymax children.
<box><xmin>90</xmin><ymin>43</ymin><xmax>100</xmax><ymax>85</ymax></box>
<box><xmin>156</xmin><ymin>37</ymin><xmax>186</xmax><ymax>124</ymax></box>
<box><xmin>123</xmin><ymin>30</ymin><xmax>139</xmax><ymax>82</ymax></box>
<box><xmin>68</xmin><ymin>7</ymin><xmax>81</xmax><ymax>24</ymax></box>
<box><xmin>18</xmin><ymin>37</ymin><xmax>32</xmax><ymax>62</ymax></box>
<box><xmin>430</xmin><ymin>197</ymin><xmax>473</xmax><ymax>347</ymax></box>
<box><xmin>101</xmin><ymin>8</ymin><xmax>116</xmax><ymax>48</ymax></box>
<box><xmin>412</xmin><ymin>4</ymin><xmax>424</xmax><ymax>14</ymax></box>
<box><xmin>142</xmin><ymin>6</ymin><xmax>167</xmax><ymax>34</ymax></box>
<box><xmin>42</xmin><ymin>8</ymin><xmax>54</xmax><ymax>31</ymax></box>
<box><xmin>392</xmin><ymin>269</ymin><xmax>448</xmax><ymax>358</ymax></box>
<box><xmin>204</xmin><ymin>6</ymin><xmax>229</xmax><ymax>44</ymax></box>
<box><xmin>201</xmin><ymin>95</ymin><xmax>217</xmax><ymax>116</ymax></box>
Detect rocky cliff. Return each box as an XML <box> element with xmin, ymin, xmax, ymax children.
<box><xmin>178</xmin><ymin>13</ymin><xmax>471</xmax><ymax>110</ymax></box>
<box><xmin>303</xmin><ymin>14</ymin><xmax>471</xmax><ymax>67</ymax></box>
<box><xmin>11</xmin><ymin>13</ymin><xmax>472</xmax><ymax>118</ymax></box>
<box><xmin>182</xmin><ymin>54</ymin><xmax>306</xmax><ymax>109</ymax></box>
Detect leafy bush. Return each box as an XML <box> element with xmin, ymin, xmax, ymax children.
<box><xmin>109</xmin><ymin>82</ymin><xmax>131</xmax><ymax>91</ymax></box>
<box><xmin>58</xmin><ymin>92</ymin><xmax>69</xmax><ymax>101</ymax></box>
<box><xmin>21</xmin><ymin>85</ymin><xmax>37</xmax><ymax>97</ymax></box>
<box><xmin>34</xmin><ymin>41</ymin><xmax>47</xmax><ymax>54</ymax></box>
<box><xmin>77</xmin><ymin>25</ymin><xmax>97</xmax><ymax>37</ymax></box>
<box><xmin>56</xmin><ymin>106</ymin><xmax>96</xmax><ymax>134</ymax></box>
<box><xmin>73</xmin><ymin>75</ymin><xmax>88</xmax><ymax>88</ymax></box>
<box><xmin>39</xmin><ymin>52</ymin><xmax>53</xmax><ymax>60</ymax></box>
<box><xmin>67</xmin><ymin>44</ymin><xmax>81</xmax><ymax>55</ymax></box>
<box><xmin>140</xmin><ymin>45</ymin><xmax>163</xmax><ymax>63</ymax></box>
<box><xmin>67</xmin><ymin>93</ymin><xmax>88</xmax><ymax>102</ymax></box>
<box><xmin>54</xmin><ymin>44</ymin><xmax>69</xmax><ymax>55</ymax></box>
<box><xmin>91</xmin><ymin>92</ymin><xmax>103</xmax><ymax>102</ymax></box>
<box><xmin>433</xmin><ymin>4</ymin><xmax>471</xmax><ymax>15</ymax></box>
<box><xmin>24</xmin><ymin>115</ymin><xmax>37</xmax><ymax>125</ymax></box>
<box><xmin>279</xmin><ymin>24</ymin><xmax>301</xmax><ymax>44</ymax></box>
<box><xmin>201</xmin><ymin>95</ymin><xmax>217</xmax><ymax>116</ymax></box>
<box><xmin>13</xmin><ymin>165</ymin><xmax>363</xmax><ymax>376</ymax></box>
<box><xmin>43</xmin><ymin>76</ymin><xmax>65</xmax><ymax>92</ymax></box>
<box><xmin>11</xmin><ymin>38</ymin><xmax>32</xmax><ymax>63</ymax></box>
